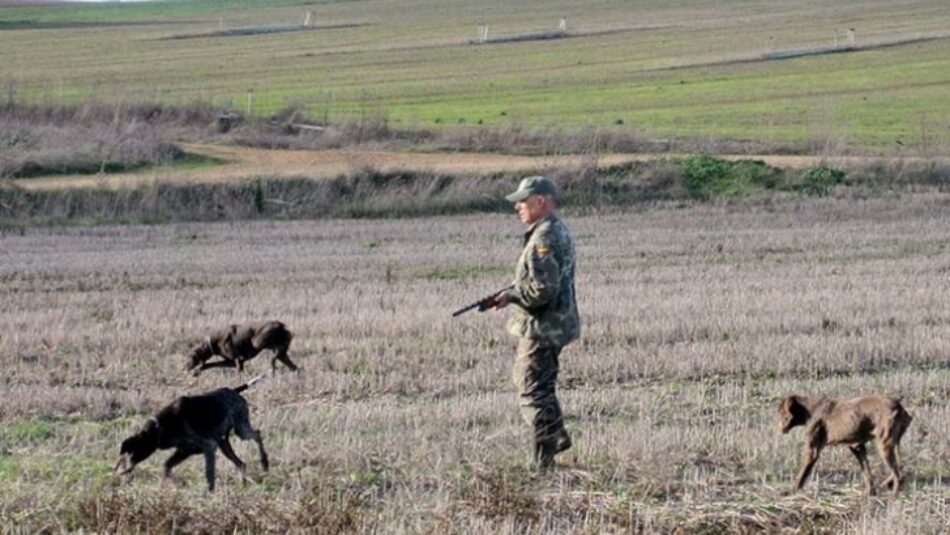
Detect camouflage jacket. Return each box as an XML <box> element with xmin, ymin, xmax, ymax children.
<box><xmin>505</xmin><ymin>213</ymin><xmax>580</xmax><ymax>347</ymax></box>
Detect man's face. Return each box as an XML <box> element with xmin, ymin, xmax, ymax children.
<box><xmin>515</xmin><ymin>195</ymin><xmax>547</xmax><ymax>225</ymax></box>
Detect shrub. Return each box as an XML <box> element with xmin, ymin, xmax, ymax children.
<box><xmin>732</xmin><ymin>159</ymin><xmax>784</xmax><ymax>190</ymax></box>
<box><xmin>798</xmin><ymin>166</ymin><xmax>846</xmax><ymax>196</ymax></box>
<box><xmin>678</xmin><ymin>155</ymin><xmax>787</xmax><ymax>199</ymax></box>
<box><xmin>680</xmin><ymin>154</ymin><xmax>735</xmax><ymax>199</ymax></box>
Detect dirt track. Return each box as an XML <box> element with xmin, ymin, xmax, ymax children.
<box><xmin>10</xmin><ymin>143</ymin><xmax>933</xmax><ymax>191</ymax></box>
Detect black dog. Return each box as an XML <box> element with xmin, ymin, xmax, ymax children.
<box><xmin>114</xmin><ymin>375</ymin><xmax>270</xmax><ymax>491</ymax></box>
<box><xmin>186</xmin><ymin>320</ymin><xmax>298</xmax><ymax>376</ymax></box>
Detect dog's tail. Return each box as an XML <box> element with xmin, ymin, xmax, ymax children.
<box><xmin>233</xmin><ymin>371</ymin><xmax>271</xmax><ymax>393</ymax></box>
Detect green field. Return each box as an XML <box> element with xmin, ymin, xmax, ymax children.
<box><xmin>2</xmin><ymin>0</ymin><xmax>950</xmax><ymax>150</ymax></box>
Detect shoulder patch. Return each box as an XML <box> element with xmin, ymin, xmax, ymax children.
<box><xmin>534</xmin><ymin>244</ymin><xmax>551</xmax><ymax>257</ymax></box>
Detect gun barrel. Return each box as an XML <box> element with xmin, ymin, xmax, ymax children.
<box><xmin>451</xmin><ymin>302</ymin><xmax>480</xmax><ymax>317</ymax></box>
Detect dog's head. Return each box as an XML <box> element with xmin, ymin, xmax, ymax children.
<box><xmin>114</xmin><ymin>419</ymin><xmax>161</xmax><ymax>475</ymax></box>
<box><xmin>778</xmin><ymin>395</ymin><xmax>811</xmax><ymax>434</ymax></box>
<box><xmin>185</xmin><ymin>337</ymin><xmax>215</xmax><ymax>373</ymax></box>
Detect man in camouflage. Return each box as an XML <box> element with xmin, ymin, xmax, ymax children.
<box><xmin>489</xmin><ymin>176</ymin><xmax>580</xmax><ymax>469</ymax></box>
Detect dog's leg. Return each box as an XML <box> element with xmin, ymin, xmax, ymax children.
<box><xmin>881</xmin><ymin>444</ymin><xmax>904</xmax><ymax>492</ymax></box>
<box><xmin>164</xmin><ymin>449</ymin><xmax>194</xmax><ymax>486</ymax></box>
<box><xmin>795</xmin><ymin>424</ymin><xmax>827</xmax><ymax>491</ymax></box>
<box><xmin>237</xmin><ymin>425</ymin><xmax>270</xmax><ymax>471</ymax></box>
<box><xmin>217</xmin><ymin>436</ymin><xmax>247</xmax><ymax>485</ymax></box>
<box><xmin>875</xmin><ymin>438</ymin><xmax>902</xmax><ymax>496</ymax></box>
<box><xmin>891</xmin><ymin>412</ymin><xmax>910</xmax><ymax>478</ymax></box>
<box><xmin>203</xmin><ymin>449</ymin><xmax>217</xmax><ymax>492</ymax></box>
<box><xmin>234</xmin><ymin>412</ymin><xmax>270</xmax><ymax>471</ymax></box>
<box><xmin>893</xmin><ymin>444</ymin><xmax>906</xmax><ymax>495</ymax></box>
<box><xmin>253</xmin><ymin>429</ymin><xmax>270</xmax><ymax>471</ymax></box>
<box><xmin>848</xmin><ymin>443</ymin><xmax>875</xmax><ymax>495</ymax></box>
<box><xmin>272</xmin><ymin>347</ymin><xmax>299</xmax><ymax>372</ymax></box>
<box><xmin>795</xmin><ymin>445</ymin><xmax>823</xmax><ymax>491</ymax></box>
<box><xmin>197</xmin><ymin>359</ymin><xmax>238</xmax><ymax>374</ymax></box>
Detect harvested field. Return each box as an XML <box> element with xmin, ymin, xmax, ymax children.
<box><xmin>1</xmin><ymin>195</ymin><xmax>948</xmax><ymax>532</ymax></box>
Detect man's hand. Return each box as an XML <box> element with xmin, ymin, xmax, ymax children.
<box><xmin>490</xmin><ymin>290</ymin><xmax>510</xmax><ymax>310</ymax></box>
<box><xmin>453</xmin><ymin>285</ymin><xmax>515</xmax><ymax>317</ymax></box>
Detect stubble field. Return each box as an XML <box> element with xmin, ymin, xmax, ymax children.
<box><xmin>1</xmin><ymin>196</ymin><xmax>949</xmax><ymax>533</ymax></box>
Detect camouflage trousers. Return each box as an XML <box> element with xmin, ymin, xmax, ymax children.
<box><xmin>512</xmin><ymin>338</ymin><xmax>570</xmax><ymax>455</ymax></box>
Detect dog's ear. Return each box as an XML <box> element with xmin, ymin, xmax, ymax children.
<box><xmin>779</xmin><ymin>395</ymin><xmax>795</xmax><ymax>415</ymax></box>
<box><xmin>780</xmin><ymin>395</ymin><xmax>811</xmax><ymax>432</ymax></box>
<box><xmin>789</xmin><ymin>395</ymin><xmax>808</xmax><ymax>416</ymax></box>
<box><xmin>779</xmin><ymin>395</ymin><xmax>805</xmax><ymax>434</ymax></box>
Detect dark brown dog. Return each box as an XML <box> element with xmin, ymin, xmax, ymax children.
<box><xmin>114</xmin><ymin>376</ymin><xmax>269</xmax><ymax>492</ymax></box>
<box><xmin>186</xmin><ymin>320</ymin><xmax>298</xmax><ymax>375</ymax></box>
<box><xmin>779</xmin><ymin>394</ymin><xmax>912</xmax><ymax>496</ymax></box>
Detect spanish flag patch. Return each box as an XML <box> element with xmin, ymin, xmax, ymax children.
<box><xmin>534</xmin><ymin>244</ymin><xmax>551</xmax><ymax>257</ymax></box>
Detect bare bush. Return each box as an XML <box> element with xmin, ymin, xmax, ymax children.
<box><xmin>0</xmin><ymin>110</ymin><xmax>187</xmax><ymax>179</ymax></box>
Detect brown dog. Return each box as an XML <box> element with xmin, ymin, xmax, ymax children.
<box><xmin>779</xmin><ymin>394</ymin><xmax>912</xmax><ymax>496</ymax></box>
<box><xmin>186</xmin><ymin>320</ymin><xmax>298</xmax><ymax>376</ymax></box>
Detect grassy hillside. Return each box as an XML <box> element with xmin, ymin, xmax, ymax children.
<box><xmin>1</xmin><ymin>0</ymin><xmax>949</xmax><ymax>150</ymax></box>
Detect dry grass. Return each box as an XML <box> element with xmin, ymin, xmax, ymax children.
<box><xmin>1</xmin><ymin>196</ymin><xmax>949</xmax><ymax>533</ymax></box>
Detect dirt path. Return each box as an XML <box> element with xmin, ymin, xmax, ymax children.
<box><xmin>10</xmin><ymin>143</ymin><xmax>933</xmax><ymax>191</ymax></box>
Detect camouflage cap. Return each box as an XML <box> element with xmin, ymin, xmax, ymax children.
<box><xmin>505</xmin><ymin>175</ymin><xmax>559</xmax><ymax>202</ymax></box>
